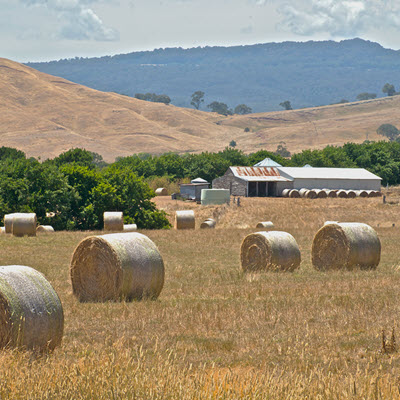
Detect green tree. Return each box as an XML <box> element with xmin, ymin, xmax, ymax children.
<box><xmin>356</xmin><ymin>92</ymin><xmax>377</xmax><ymax>101</ymax></box>
<box><xmin>279</xmin><ymin>101</ymin><xmax>292</xmax><ymax>110</ymax></box>
<box><xmin>207</xmin><ymin>101</ymin><xmax>232</xmax><ymax>116</ymax></box>
<box><xmin>229</xmin><ymin>140</ymin><xmax>237</xmax><ymax>147</ymax></box>
<box><xmin>190</xmin><ymin>91</ymin><xmax>205</xmax><ymax>110</ymax></box>
<box><xmin>234</xmin><ymin>104</ymin><xmax>252</xmax><ymax>115</ymax></box>
<box><xmin>275</xmin><ymin>143</ymin><xmax>291</xmax><ymax>157</ymax></box>
<box><xmin>377</xmin><ymin>123</ymin><xmax>400</xmax><ymax>141</ymax></box>
<box><xmin>382</xmin><ymin>83</ymin><xmax>396</xmax><ymax>96</ymax></box>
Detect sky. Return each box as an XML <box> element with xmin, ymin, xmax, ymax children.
<box><xmin>2</xmin><ymin>0</ymin><xmax>400</xmax><ymax>63</ymax></box>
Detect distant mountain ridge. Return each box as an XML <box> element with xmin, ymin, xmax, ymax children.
<box><xmin>26</xmin><ymin>38</ymin><xmax>400</xmax><ymax>112</ymax></box>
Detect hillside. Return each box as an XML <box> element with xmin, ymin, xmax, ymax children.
<box><xmin>0</xmin><ymin>57</ymin><xmax>398</xmax><ymax>162</ymax></box>
<box><xmin>26</xmin><ymin>38</ymin><xmax>400</xmax><ymax>112</ymax></box>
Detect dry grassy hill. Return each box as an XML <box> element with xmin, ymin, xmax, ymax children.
<box><xmin>1</xmin><ymin>57</ymin><xmax>399</xmax><ymax>162</ymax></box>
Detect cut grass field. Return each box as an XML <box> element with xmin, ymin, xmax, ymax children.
<box><xmin>2</xmin><ymin>195</ymin><xmax>400</xmax><ymax>398</ymax></box>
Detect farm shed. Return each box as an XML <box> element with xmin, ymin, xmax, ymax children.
<box><xmin>277</xmin><ymin>167</ymin><xmax>382</xmax><ymax>191</ymax></box>
<box><xmin>180</xmin><ymin>177</ymin><xmax>210</xmax><ymax>201</ymax></box>
<box><xmin>212</xmin><ymin>167</ymin><xmax>293</xmax><ymax>197</ymax></box>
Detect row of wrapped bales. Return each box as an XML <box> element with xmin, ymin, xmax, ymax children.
<box><xmin>240</xmin><ymin>222</ymin><xmax>380</xmax><ymax>272</ymax></box>
<box><xmin>283</xmin><ymin>189</ymin><xmax>382</xmax><ymax>199</ymax></box>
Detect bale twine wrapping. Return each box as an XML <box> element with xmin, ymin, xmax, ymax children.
<box><xmin>70</xmin><ymin>232</ymin><xmax>164</xmax><ymax>302</ymax></box>
<box><xmin>175</xmin><ymin>210</ymin><xmax>195</xmax><ymax>229</ymax></box>
<box><xmin>326</xmin><ymin>190</ymin><xmax>337</xmax><ymax>198</ymax></box>
<box><xmin>0</xmin><ymin>265</ymin><xmax>64</xmax><ymax>351</ymax></box>
<box><xmin>155</xmin><ymin>188</ymin><xmax>168</xmax><ymax>196</ymax></box>
<box><xmin>240</xmin><ymin>231</ymin><xmax>301</xmax><ymax>272</ymax></box>
<box><xmin>256</xmin><ymin>221</ymin><xmax>274</xmax><ymax>230</ymax></box>
<box><xmin>103</xmin><ymin>211</ymin><xmax>123</xmax><ymax>232</ymax></box>
<box><xmin>4</xmin><ymin>213</ymin><xmax>18</xmax><ymax>234</ymax></box>
<box><xmin>299</xmin><ymin>189</ymin><xmax>309</xmax><ymax>198</ymax></box>
<box><xmin>337</xmin><ymin>190</ymin><xmax>348</xmax><ymax>198</ymax></box>
<box><xmin>346</xmin><ymin>190</ymin><xmax>357</xmax><ymax>198</ymax></box>
<box><xmin>289</xmin><ymin>189</ymin><xmax>300</xmax><ymax>198</ymax></box>
<box><xmin>200</xmin><ymin>218</ymin><xmax>216</xmax><ymax>229</ymax></box>
<box><xmin>314</xmin><ymin>189</ymin><xmax>328</xmax><ymax>199</ymax></box>
<box><xmin>12</xmin><ymin>213</ymin><xmax>37</xmax><ymax>237</ymax></box>
<box><xmin>312</xmin><ymin>222</ymin><xmax>381</xmax><ymax>271</ymax></box>
<box><xmin>282</xmin><ymin>189</ymin><xmax>291</xmax><ymax>198</ymax></box>
<box><xmin>123</xmin><ymin>224</ymin><xmax>137</xmax><ymax>232</ymax></box>
<box><xmin>36</xmin><ymin>225</ymin><xmax>55</xmax><ymax>233</ymax></box>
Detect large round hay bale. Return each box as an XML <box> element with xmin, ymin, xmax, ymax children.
<box><xmin>103</xmin><ymin>211</ymin><xmax>123</xmax><ymax>232</ymax></box>
<box><xmin>314</xmin><ymin>189</ymin><xmax>328</xmax><ymax>199</ymax></box>
<box><xmin>36</xmin><ymin>225</ymin><xmax>55</xmax><ymax>233</ymax></box>
<box><xmin>12</xmin><ymin>213</ymin><xmax>37</xmax><ymax>237</ymax></box>
<box><xmin>4</xmin><ymin>213</ymin><xmax>18</xmax><ymax>234</ymax></box>
<box><xmin>357</xmin><ymin>190</ymin><xmax>369</xmax><ymax>198</ymax></box>
<box><xmin>256</xmin><ymin>221</ymin><xmax>274</xmax><ymax>229</ymax></box>
<box><xmin>175</xmin><ymin>210</ymin><xmax>195</xmax><ymax>229</ymax></box>
<box><xmin>312</xmin><ymin>222</ymin><xmax>381</xmax><ymax>271</ymax></box>
<box><xmin>123</xmin><ymin>224</ymin><xmax>137</xmax><ymax>232</ymax></box>
<box><xmin>305</xmin><ymin>190</ymin><xmax>317</xmax><ymax>199</ymax></box>
<box><xmin>289</xmin><ymin>189</ymin><xmax>300</xmax><ymax>198</ymax></box>
<box><xmin>240</xmin><ymin>231</ymin><xmax>301</xmax><ymax>272</ymax></box>
<box><xmin>365</xmin><ymin>190</ymin><xmax>375</xmax><ymax>198</ymax></box>
<box><xmin>374</xmin><ymin>191</ymin><xmax>382</xmax><ymax>197</ymax></box>
<box><xmin>326</xmin><ymin>190</ymin><xmax>337</xmax><ymax>198</ymax></box>
<box><xmin>299</xmin><ymin>189</ymin><xmax>309</xmax><ymax>198</ymax></box>
<box><xmin>200</xmin><ymin>218</ymin><xmax>216</xmax><ymax>229</ymax></box>
<box><xmin>70</xmin><ymin>232</ymin><xmax>164</xmax><ymax>302</ymax></box>
<box><xmin>282</xmin><ymin>189</ymin><xmax>291</xmax><ymax>198</ymax></box>
<box><xmin>155</xmin><ymin>188</ymin><xmax>168</xmax><ymax>196</ymax></box>
<box><xmin>0</xmin><ymin>265</ymin><xmax>64</xmax><ymax>351</ymax></box>
<box><xmin>337</xmin><ymin>190</ymin><xmax>348</xmax><ymax>198</ymax></box>
<box><xmin>346</xmin><ymin>190</ymin><xmax>357</xmax><ymax>198</ymax></box>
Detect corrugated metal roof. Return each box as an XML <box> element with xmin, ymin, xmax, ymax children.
<box><xmin>253</xmin><ymin>157</ymin><xmax>282</xmax><ymax>167</ymax></box>
<box><xmin>231</xmin><ymin>166</ymin><xmax>292</xmax><ymax>182</ymax></box>
<box><xmin>278</xmin><ymin>167</ymin><xmax>382</xmax><ymax>180</ymax></box>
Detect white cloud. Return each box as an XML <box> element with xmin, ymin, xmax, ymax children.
<box><xmin>277</xmin><ymin>0</ymin><xmax>400</xmax><ymax>37</ymax></box>
<box><xmin>19</xmin><ymin>0</ymin><xmax>119</xmax><ymax>41</ymax></box>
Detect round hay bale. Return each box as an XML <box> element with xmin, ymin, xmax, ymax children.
<box><xmin>356</xmin><ymin>190</ymin><xmax>368</xmax><ymax>198</ymax></box>
<box><xmin>0</xmin><ymin>265</ymin><xmax>64</xmax><ymax>351</ymax></box>
<box><xmin>70</xmin><ymin>232</ymin><xmax>164</xmax><ymax>302</ymax></box>
<box><xmin>326</xmin><ymin>190</ymin><xmax>337</xmax><ymax>198</ymax></box>
<box><xmin>337</xmin><ymin>190</ymin><xmax>348</xmax><ymax>198</ymax></box>
<box><xmin>200</xmin><ymin>218</ymin><xmax>216</xmax><ymax>229</ymax></box>
<box><xmin>346</xmin><ymin>190</ymin><xmax>357</xmax><ymax>198</ymax></box>
<box><xmin>155</xmin><ymin>188</ymin><xmax>168</xmax><ymax>196</ymax></box>
<box><xmin>240</xmin><ymin>231</ymin><xmax>301</xmax><ymax>272</ymax></box>
<box><xmin>312</xmin><ymin>222</ymin><xmax>381</xmax><ymax>271</ymax></box>
<box><xmin>282</xmin><ymin>189</ymin><xmax>291</xmax><ymax>198</ymax></box>
<box><xmin>12</xmin><ymin>213</ymin><xmax>37</xmax><ymax>237</ymax></box>
<box><xmin>314</xmin><ymin>189</ymin><xmax>328</xmax><ymax>199</ymax></box>
<box><xmin>256</xmin><ymin>221</ymin><xmax>274</xmax><ymax>229</ymax></box>
<box><xmin>365</xmin><ymin>190</ymin><xmax>375</xmax><ymax>198</ymax></box>
<box><xmin>306</xmin><ymin>190</ymin><xmax>317</xmax><ymax>199</ymax></box>
<box><xmin>289</xmin><ymin>189</ymin><xmax>300</xmax><ymax>198</ymax></box>
<box><xmin>299</xmin><ymin>189</ymin><xmax>309</xmax><ymax>198</ymax></box>
<box><xmin>175</xmin><ymin>210</ymin><xmax>195</xmax><ymax>229</ymax></box>
<box><xmin>103</xmin><ymin>211</ymin><xmax>123</xmax><ymax>232</ymax></box>
<box><xmin>123</xmin><ymin>224</ymin><xmax>137</xmax><ymax>232</ymax></box>
<box><xmin>36</xmin><ymin>225</ymin><xmax>55</xmax><ymax>233</ymax></box>
<box><xmin>4</xmin><ymin>213</ymin><xmax>18</xmax><ymax>234</ymax></box>
<box><xmin>374</xmin><ymin>191</ymin><xmax>382</xmax><ymax>197</ymax></box>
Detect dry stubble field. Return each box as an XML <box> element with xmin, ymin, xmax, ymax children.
<box><xmin>2</xmin><ymin>194</ymin><xmax>400</xmax><ymax>399</ymax></box>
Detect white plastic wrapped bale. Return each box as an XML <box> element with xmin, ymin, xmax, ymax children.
<box><xmin>240</xmin><ymin>231</ymin><xmax>301</xmax><ymax>272</ymax></box>
<box><xmin>288</xmin><ymin>189</ymin><xmax>300</xmax><ymax>198</ymax></box>
<box><xmin>103</xmin><ymin>211</ymin><xmax>124</xmax><ymax>231</ymax></box>
<box><xmin>299</xmin><ymin>189</ymin><xmax>309</xmax><ymax>198</ymax></box>
<box><xmin>155</xmin><ymin>188</ymin><xmax>168</xmax><ymax>196</ymax></box>
<box><xmin>256</xmin><ymin>221</ymin><xmax>274</xmax><ymax>230</ymax></box>
<box><xmin>201</xmin><ymin>189</ymin><xmax>230</xmax><ymax>205</ymax></box>
<box><xmin>70</xmin><ymin>232</ymin><xmax>165</xmax><ymax>302</ymax></box>
<box><xmin>0</xmin><ymin>265</ymin><xmax>64</xmax><ymax>351</ymax></box>
<box><xmin>12</xmin><ymin>213</ymin><xmax>37</xmax><ymax>237</ymax></box>
<box><xmin>200</xmin><ymin>218</ymin><xmax>216</xmax><ymax>229</ymax></box>
<box><xmin>282</xmin><ymin>189</ymin><xmax>291</xmax><ymax>198</ymax></box>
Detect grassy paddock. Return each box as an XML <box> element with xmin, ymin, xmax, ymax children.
<box><xmin>1</xmin><ymin>196</ymin><xmax>400</xmax><ymax>398</ymax></box>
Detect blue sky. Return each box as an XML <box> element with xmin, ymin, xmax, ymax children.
<box><xmin>2</xmin><ymin>0</ymin><xmax>400</xmax><ymax>62</ymax></box>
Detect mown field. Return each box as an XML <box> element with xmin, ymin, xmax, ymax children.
<box><xmin>1</xmin><ymin>193</ymin><xmax>400</xmax><ymax>399</ymax></box>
